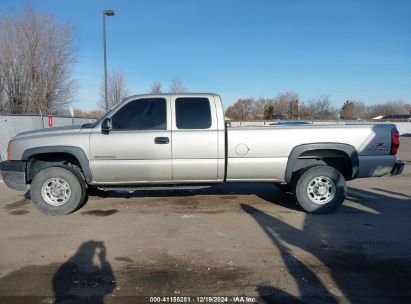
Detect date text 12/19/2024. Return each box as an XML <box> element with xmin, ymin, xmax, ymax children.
<box><xmin>149</xmin><ymin>296</ymin><xmax>257</xmax><ymax>303</ymax></box>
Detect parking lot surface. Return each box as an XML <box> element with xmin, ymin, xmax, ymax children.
<box><xmin>0</xmin><ymin>138</ymin><xmax>410</xmax><ymax>303</ymax></box>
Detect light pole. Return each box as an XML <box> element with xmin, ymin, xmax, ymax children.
<box><xmin>103</xmin><ymin>9</ymin><xmax>115</xmax><ymax>112</ymax></box>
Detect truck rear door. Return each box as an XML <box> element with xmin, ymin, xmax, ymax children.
<box><xmin>170</xmin><ymin>95</ymin><xmax>219</xmax><ymax>181</ymax></box>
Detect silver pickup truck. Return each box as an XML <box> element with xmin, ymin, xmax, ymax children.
<box><xmin>1</xmin><ymin>93</ymin><xmax>404</xmax><ymax>215</ymax></box>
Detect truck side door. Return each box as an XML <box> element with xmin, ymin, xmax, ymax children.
<box><xmin>171</xmin><ymin>96</ymin><xmax>220</xmax><ymax>181</ymax></box>
<box><xmin>89</xmin><ymin>97</ymin><xmax>172</xmax><ymax>183</ymax></box>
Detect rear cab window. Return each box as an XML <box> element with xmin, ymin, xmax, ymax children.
<box><xmin>175</xmin><ymin>97</ymin><xmax>212</xmax><ymax>129</ymax></box>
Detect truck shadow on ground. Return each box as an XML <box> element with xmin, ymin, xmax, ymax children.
<box><xmin>246</xmin><ymin>187</ymin><xmax>411</xmax><ymax>303</ymax></box>
<box><xmin>88</xmin><ymin>183</ymin><xmax>302</xmax><ymax>211</ymax></box>
<box><xmin>84</xmin><ymin>183</ymin><xmax>411</xmax><ymax>302</ymax></box>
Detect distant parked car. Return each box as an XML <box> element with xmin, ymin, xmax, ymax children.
<box><xmin>381</xmin><ymin>114</ymin><xmax>411</xmax><ymax>120</ymax></box>
<box><xmin>271</xmin><ymin>114</ymin><xmax>287</xmax><ymax>120</ymax></box>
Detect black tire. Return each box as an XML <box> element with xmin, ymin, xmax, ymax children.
<box><xmin>292</xmin><ymin>165</ymin><xmax>346</xmax><ymax>214</ymax></box>
<box><xmin>30</xmin><ymin>166</ymin><xmax>87</xmax><ymax>215</ymax></box>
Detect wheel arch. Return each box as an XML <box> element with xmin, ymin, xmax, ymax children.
<box><xmin>22</xmin><ymin>146</ymin><xmax>92</xmax><ymax>183</ymax></box>
<box><xmin>285</xmin><ymin>143</ymin><xmax>359</xmax><ymax>183</ymax></box>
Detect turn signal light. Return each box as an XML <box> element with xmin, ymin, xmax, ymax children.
<box><xmin>7</xmin><ymin>140</ymin><xmax>12</xmax><ymax>160</ymax></box>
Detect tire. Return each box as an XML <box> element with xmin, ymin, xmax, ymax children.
<box><xmin>30</xmin><ymin>166</ymin><xmax>87</xmax><ymax>215</ymax></box>
<box><xmin>292</xmin><ymin>165</ymin><xmax>346</xmax><ymax>214</ymax></box>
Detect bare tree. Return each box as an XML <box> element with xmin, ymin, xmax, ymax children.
<box><xmin>274</xmin><ymin>92</ymin><xmax>298</xmax><ymax>115</ymax></box>
<box><xmin>303</xmin><ymin>95</ymin><xmax>337</xmax><ymax>120</ymax></box>
<box><xmin>252</xmin><ymin>98</ymin><xmax>272</xmax><ymax>120</ymax></box>
<box><xmin>0</xmin><ymin>76</ymin><xmax>5</xmax><ymax>112</ymax></box>
<box><xmin>99</xmin><ymin>70</ymin><xmax>129</xmax><ymax>110</ymax></box>
<box><xmin>0</xmin><ymin>7</ymin><xmax>77</xmax><ymax>114</ymax></box>
<box><xmin>73</xmin><ymin>108</ymin><xmax>103</xmax><ymax>119</ymax></box>
<box><xmin>169</xmin><ymin>76</ymin><xmax>186</xmax><ymax>93</ymax></box>
<box><xmin>299</xmin><ymin>101</ymin><xmax>315</xmax><ymax>120</ymax></box>
<box><xmin>366</xmin><ymin>100</ymin><xmax>408</xmax><ymax>119</ymax></box>
<box><xmin>149</xmin><ymin>82</ymin><xmax>162</xmax><ymax>94</ymax></box>
<box><xmin>225</xmin><ymin>98</ymin><xmax>255</xmax><ymax>121</ymax></box>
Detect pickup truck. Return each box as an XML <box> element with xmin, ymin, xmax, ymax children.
<box><xmin>0</xmin><ymin>93</ymin><xmax>404</xmax><ymax>215</ymax></box>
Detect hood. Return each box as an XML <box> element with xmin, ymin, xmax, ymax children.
<box><xmin>14</xmin><ymin>125</ymin><xmax>84</xmax><ymax>140</ymax></box>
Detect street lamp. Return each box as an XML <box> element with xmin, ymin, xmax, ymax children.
<box><xmin>103</xmin><ymin>9</ymin><xmax>115</xmax><ymax>112</ymax></box>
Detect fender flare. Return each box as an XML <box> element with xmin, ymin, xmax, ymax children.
<box><xmin>21</xmin><ymin>146</ymin><xmax>92</xmax><ymax>183</ymax></box>
<box><xmin>284</xmin><ymin>143</ymin><xmax>359</xmax><ymax>183</ymax></box>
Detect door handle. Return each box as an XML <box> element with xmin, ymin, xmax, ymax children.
<box><xmin>154</xmin><ymin>137</ymin><xmax>169</xmax><ymax>144</ymax></box>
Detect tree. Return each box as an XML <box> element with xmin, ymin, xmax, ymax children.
<box><xmin>250</xmin><ymin>98</ymin><xmax>269</xmax><ymax>120</ymax></box>
<box><xmin>263</xmin><ymin>104</ymin><xmax>275</xmax><ymax>120</ymax></box>
<box><xmin>0</xmin><ymin>7</ymin><xmax>77</xmax><ymax>114</ymax></box>
<box><xmin>303</xmin><ymin>95</ymin><xmax>337</xmax><ymax>120</ymax></box>
<box><xmin>99</xmin><ymin>70</ymin><xmax>129</xmax><ymax>110</ymax></box>
<box><xmin>169</xmin><ymin>76</ymin><xmax>186</xmax><ymax>93</ymax></box>
<box><xmin>288</xmin><ymin>99</ymin><xmax>299</xmax><ymax>120</ymax></box>
<box><xmin>149</xmin><ymin>82</ymin><xmax>162</xmax><ymax>94</ymax></box>
<box><xmin>340</xmin><ymin>100</ymin><xmax>367</xmax><ymax>120</ymax></box>
<box><xmin>299</xmin><ymin>101</ymin><xmax>316</xmax><ymax>120</ymax></box>
<box><xmin>73</xmin><ymin>108</ymin><xmax>103</xmax><ymax>118</ymax></box>
<box><xmin>224</xmin><ymin>98</ymin><xmax>255</xmax><ymax>121</ymax></box>
<box><xmin>0</xmin><ymin>77</ymin><xmax>5</xmax><ymax>112</ymax></box>
<box><xmin>274</xmin><ymin>92</ymin><xmax>298</xmax><ymax>116</ymax></box>
<box><xmin>366</xmin><ymin>101</ymin><xmax>409</xmax><ymax>119</ymax></box>
<box><xmin>340</xmin><ymin>101</ymin><xmax>355</xmax><ymax>120</ymax></box>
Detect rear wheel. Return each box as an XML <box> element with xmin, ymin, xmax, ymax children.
<box><xmin>292</xmin><ymin>166</ymin><xmax>346</xmax><ymax>214</ymax></box>
<box><xmin>30</xmin><ymin>166</ymin><xmax>86</xmax><ymax>215</ymax></box>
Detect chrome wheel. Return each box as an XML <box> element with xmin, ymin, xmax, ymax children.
<box><xmin>306</xmin><ymin>176</ymin><xmax>335</xmax><ymax>205</ymax></box>
<box><xmin>41</xmin><ymin>177</ymin><xmax>71</xmax><ymax>206</ymax></box>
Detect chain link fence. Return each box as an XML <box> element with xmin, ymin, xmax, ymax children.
<box><xmin>0</xmin><ymin>114</ymin><xmax>94</xmax><ymax>160</ymax></box>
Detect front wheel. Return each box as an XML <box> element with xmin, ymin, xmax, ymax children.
<box><xmin>30</xmin><ymin>166</ymin><xmax>87</xmax><ymax>215</ymax></box>
<box><xmin>292</xmin><ymin>166</ymin><xmax>346</xmax><ymax>214</ymax></box>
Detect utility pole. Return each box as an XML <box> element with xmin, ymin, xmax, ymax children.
<box><xmin>103</xmin><ymin>10</ymin><xmax>115</xmax><ymax>112</ymax></box>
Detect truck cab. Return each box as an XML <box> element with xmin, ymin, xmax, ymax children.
<box><xmin>89</xmin><ymin>93</ymin><xmax>225</xmax><ymax>184</ymax></box>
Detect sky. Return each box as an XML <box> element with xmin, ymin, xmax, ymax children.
<box><xmin>1</xmin><ymin>0</ymin><xmax>410</xmax><ymax>111</ymax></box>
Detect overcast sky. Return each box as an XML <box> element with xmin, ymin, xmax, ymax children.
<box><xmin>1</xmin><ymin>0</ymin><xmax>410</xmax><ymax>111</ymax></box>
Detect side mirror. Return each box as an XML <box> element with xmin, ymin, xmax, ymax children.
<box><xmin>101</xmin><ymin>117</ymin><xmax>112</xmax><ymax>133</ymax></box>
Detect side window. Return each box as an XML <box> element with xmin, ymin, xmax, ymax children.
<box><xmin>111</xmin><ymin>98</ymin><xmax>166</xmax><ymax>130</ymax></box>
<box><xmin>175</xmin><ymin>98</ymin><xmax>211</xmax><ymax>129</ymax></box>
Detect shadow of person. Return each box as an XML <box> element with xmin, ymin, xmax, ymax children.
<box><xmin>52</xmin><ymin>241</ymin><xmax>116</xmax><ymax>304</ymax></box>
